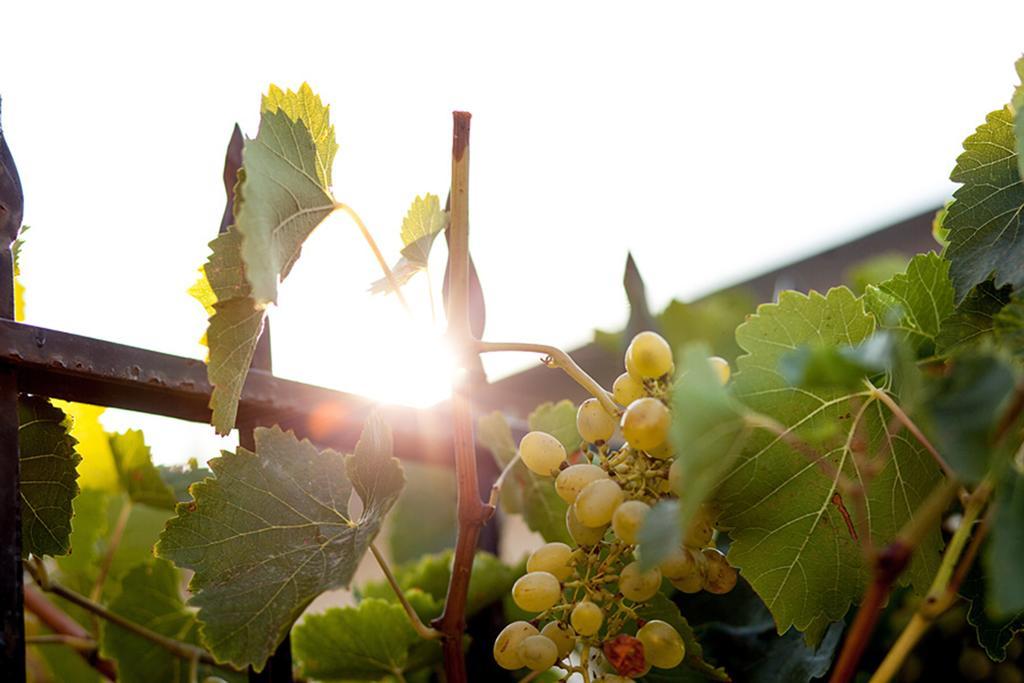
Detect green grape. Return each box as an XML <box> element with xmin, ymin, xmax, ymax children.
<box><xmin>621</xmin><ymin>397</ymin><xmax>670</xmax><ymax>451</ymax></box>
<box><xmin>682</xmin><ymin>504</ymin><xmax>715</xmax><ymax>548</ymax></box>
<box><xmin>611</xmin><ymin>500</ymin><xmax>649</xmax><ymax>545</ymax></box>
<box><xmin>647</xmin><ymin>439</ymin><xmax>674</xmax><ymax>460</ymax></box>
<box><xmin>555</xmin><ymin>463</ymin><xmax>608</xmax><ymax>503</ymax></box>
<box><xmin>702</xmin><ymin>548</ymin><xmax>738</xmax><ymax>594</ymax></box>
<box><xmin>708</xmin><ymin>356</ymin><xmax>731</xmax><ymax>384</ymax></box>
<box><xmin>659</xmin><ymin>545</ymin><xmax>699</xmax><ymax>580</ymax></box>
<box><xmin>669</xmin><ymin>552</ymin><xmax>706</xmax><ymax>593</ymax></box>
<box><xmin>202</xmin><ymin>679</ymin><xmax>229</xmax><ymax>683</ymax></box>
<box><xmin>519</xmin><ymin>634</ymin><xmax>559</xmax><ymax>671</ymax></box>
<box><xmin>577</xmin><ymin>397</ymin><xmax>618</xmax><ymax>443</ymax></box>
<box><xmin>571</xmin><ymin>600</ymin><xmax>604</xmax><ymax>636</ymax></box>
<box><xmin>637</xmin><ymin>619</ymin><xmax>685</xmax><ymax>669</ymax></box>
<box><xmin>512</xmin><ymin>571</ymin><xmax>562</xmax><ymax>613</ymax></box>
<box><xmin>519</xmin><ymin>430</ymin><xmax>567</xmax><ymax>476</ymax></box>
<box><xmin>566</xmin><ymin>504</ymin><xmax>608</xmax><ymax>546</ymax></box>
<box><xmin>619</xmin><ymin>561</ymin><xmax>662</xmax><ymax>602</ymax></box>
<box><xmin>575</xmin><ymin>478</ymin><xmax>624</xmax><ymax>527</ymax></box>
<box><xmin>668</xmin><ymin>459</ymin><xmax>683</xmax><ymax>492</ymax></box>
<box><xmin>528</xmin><ymin>542</ymin><xmax>574</xmax><ymax>581</ymax></box>
<box><xmin>541</xmin><ymin>621</ymin><xmax>576</xmax><ymax>659</ymax></box>
<box><xmin>625</xmin><ymin>331</ymin><xmax>674</xmax><ymax>379</ymax></box>
<box><xmin>613</xmin><ymin>372</ymin><xmax>645</xmax><ymax>406</ymax></box>
<box><xmin>494</xmin><ymin>620</ymin><xmax>539</xmax><ymax>670</ymax></box>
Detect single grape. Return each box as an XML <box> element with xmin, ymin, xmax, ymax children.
<box><xmin>702</xmin><ymin>548</ymin><xmax>738</xmax><ymax>594</ymax></box>
<box><xmin>575</xmin><ymin>478</ymin><xmax>625</xmax><ymax>527</ymax></box>
<box><xmin>566</xmin><ymin>504</ymin><xmax>608</xmax><ymax>546</ymax></box>
<box><xmin>637</xmin><ymin>619</ymin><xmax>685</xmax><ymax>669</ymax></box>
<box><xmin>625</xmin><ymin>331</ymin><xmax>674</xmax><ymax>379</ymax></box>
<box><xmin>571</xmin><ymin>600</ymin><xmax>604</xmax><ymax>636</ymax></box>
<box><xmin>619</xmin><ymin>561</ymin><xmax>662</xmax><ymax>602</ymax></box>
<box><xmin>647</xmin><ymin>440</ymin><xmax>674</xmax><ymax>460</ymax></box>
<box><xmin>555</xmin><ymin>463</ymin><xmax>608</xmax><ymax>503</ymax></box>
<box><xmin>668</xmin><ymin>459</ymin><xmax>683</xmax><ymax>492</ymax></box>
<box><xmin>577</xmin><ymin>398</ymin><xmax>618</xmax><ymax>443</ymax></box>
<box><xmin>528</xmin><ymin>542</ymin><xmax>574</xmax><ymax>581</ymax></box>
<box><xmin>519</xmin><ymin>431</ymin><xmax>567</xmax><ymax>476</ymax></box>
<box><xmin>708</xmin><ymin>356</ymin><xmax>730</xmax><ymax>384</ymax></box>
<box><xmin>519</xmin><ymin>634</ymin><xmax>559</xmax><ymax>671</ymax></box>
<box><xmin>494</xmin><ymin>620</ymin><xmax>539</xmax><ymax>670</ymax></box>
<box><xmin>512</xmin><ymin>571</ymin><xmax>562</xmax><ymax>613</ymax></box>
<box><xmin>658</xmin><ymin>545</ymin><xmax>700</xmax><ymax>580</ymax></box>
<box><xmin>541</xmin><ymin>621</ymin><xmax>576</xmax><ymax>659</ymax></box>
<box><xmin>595</xmin><ymin>676</ymin><xmax>635</xmax><ymax>683</ymax></box>
<box><xmin>621</xmin><ymin>397</ymin><xmax>670</xmax><ymax>451</ymax></box>
<box><xmin>611</xmin><ymin>500</ymin><xmax>650</xmax><ymax>545</ymax></box>
<box><xmin>682</xmin><ymin>504</ymin><xmax>715</xmax><ymax>548</ymax></box>
<box><xmin>613</xmin><ymin>372</ymin><xmax>645</xmax><ymax>406</ymax></box>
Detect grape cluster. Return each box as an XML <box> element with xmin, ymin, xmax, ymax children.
<box><xmin>494</xmin><ymin>331</ymin><xmax>740</xmax><ymax>679</ymax></box>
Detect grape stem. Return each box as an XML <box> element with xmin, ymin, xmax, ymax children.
<box><xmin>475</xmin><ymin>341</ymin><xmax>620</xmax><ymax>416</ymax></box>
<box><xmin>24</xmin><ymin>557</ymin><xmax>239</xmax><ymax>674</ymax></box>
<box><xmin>488</xmin><ymin>453</ymin><xmax>521</xmax><ymax>508</ymax></box>
<box><xmin>334</xmin><ymin>202</ymin><xmax>412</xmax><ymax>313</ymax></box>
<box><xmin>432</xmin><ymin>111</ymin><xmax>496</xmax><ymax>683</ymax></box>
<box><xmin>868</xmin><ymin>479</ymin><xmax>993</xmax><ymax>683</ymax></box>
<box><xmin>369</xmin><ymin>542</ymin><xmax>442</xmax><ymax>640</ymax></box>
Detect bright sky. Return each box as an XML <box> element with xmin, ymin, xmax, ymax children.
<box><xmin>3</xmin><ymin>1</ymin><xmax>1024</xmax><ymax>464</ymax></box>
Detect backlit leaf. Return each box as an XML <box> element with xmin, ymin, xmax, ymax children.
<box><xmin>109</xmin><ymin>430</ymin><xmax>176</xmax><ymax>509</ymax></box>
<box><xmin>864</xmin><ymin>252</ymin><xmax>954</xmax><ymax>354</ymax></box>
<box><xmin>20</xmin><ymin>395</ymin><xmax>80</xmax><ymax>557</ymax></box>
<box><xmin>156</xmin><ymin>421</ymin><xmax>404</xmax><ymax>670</ymax></box>
<box><xmin>400</xmin><ymin>194</ymin><xmax>447</xmax><ymax>264</ymax></box>
<box><xmin>528</xmin><ymin>400</ymin><xmax>582</xmax><ymax>454</ymax></box>
<box><xmin>55</xmin><ymin>401</ymin><xmax>117</xmax><ymax>493</ymax></box>
<box><xmin>261</xmin><ymin>83</ymin><xmax>338</xmax><ymax>188</ymax></box>
<box><xmin>720</xmin><ymin>288</ymin><xmax>943</xmax><ymax>641</ymax></box>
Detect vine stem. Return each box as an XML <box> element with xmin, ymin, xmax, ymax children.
<box><xmin>23</xmin><ymin>584</ymin><xmax>118</xmax><ymax>680</ymax></box>
<box><xmin>488</xmin><ymin>453</ymin><xmax>522</xmax><ymax>509</ymax></box>
<box><xmin>828</xmin><ymin>477</ymin><xmax>960</xmax><ymax>683</ymax></box>
<box><xmin>335</xmin><ymin>202</ymin><xmax>411</xmax><ymax>312</ymax></box>
<box><xmin>90</xmin><ymin>499</ymin><xmax>132</xmax><ymax>603</ymax></box>
<box><xmin>431</xmin><ymin>111</ymin><xmax>495</xmax><ymax>683</ymax></box>
<box><xmin>475</xmin><ymin>341</ymin><xmax>620</xmax><ymax>416</ymax></box>
<box><xmin>25</xmin><ymin>559</ymin><xmax>233</xmax><ymax>673</ymax></box>
<box><xmin>369</xmin><ymin>542</ymin><xmax>442</xmax><ymax>640</ymax></box>
<box><xmin>25</xmin><ymin>634</ymin><xmax>97</xmax><ymax>650</ymax></box>
<box><xmin>869</xmin><ymin>479</ymin><xmax>993</xmax><ymax>683</ymax></box>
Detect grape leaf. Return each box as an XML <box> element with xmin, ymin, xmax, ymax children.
<box><xmin>720</xmin><ymin>288</ymin><xmax>943</xmax><ymax>642</ymax></box>
<box><xmin>637</xmin><ymin>499</ymin><xmax>682</xmax><ymax>571</ymax></box>
<box><xmin>918</xmin><ymin>354</ymin><xmax>1015</xmax><ymax>485</ymax></box>
<box><xmin>20</xmin><ymin>395</ymin><xmax>80</xmax><ymax>557</ymax></box>
<box><xmin>158</xmin><ymin>459</ymin><xmax>212</xmax><ymax>502</ymax></box>
<box><xmin>845</xmin><ymin>252</ymin><xmax>908</xmax><ymax>295</ymax></box>
<box><xmin>944</xmin><ymin>107</ymin><xmax>1024</xmax><ymax>300</ymax></box>
<box><xmin>529</xmin><ymin>400</ymin><xmax>582</xmax><ymax>454</ymax></box>
<box><xmin>187</xmin><ymin>270</ymin><xmax>216</xmax><ymax>354</ymax></box>
<box><xmin>261</xmin><ymin>83</ymin><xmax>338</xmax><ymax>188</ymax></box>
<box><xmin>236</xmin><ymin>107</ymin><xmax>335</xmax><ymax>305</ymax></box>
<box><xmin>56</xmin><ymin>401</ymin><xmax>118</xmax><ymax>493</ymax></box>
<box><xmin>664</xmin><ymin>344</ymin><xmax>748</xmax><ymax>568</ymax></box>
<box><xmin>988</xmin><ymin>465</ymin><xmax>1024</xmax><ymax>615</ymax></box>
<box><xmin>779</xmin><ymin>333</ymin><xmax>894</xmax><ymax>392</ymax></box>
<box><xmin>994</xmin><ymin>295</ymin><xmax>1024</xmax><ymax>357</ymax></box>
<box><xmin>293</xmin><ymin>597</ymin><xmax>442</xmax><ymax>680</ymax></box>
<box><xmin>368</xmin><ymin>256</ymin><xmax>424</xmax><ymax>295</ymax></box>
<box><xmin>963</xmin><ymin>561</ymin><xmax>1024</xmax><ymax>662</ymax></box>
<box><xmin>156</xmin><ymin>418</ymin><xmax>405</xmax><ymax>670</ymax></box>
<box><xmin>100</xmin><ymin>559</ymin><xmax>243</xmax><ymax>683</ymax></box>
<box><xmin>658</xmin><ymin>289</ymin><xmax>756</xmax><ymax>363</ymax></box>
<box><xmin>936</xmin><ymin>280</ymin><xmax>1012</xmax><ymax>354</ymax></box>
<box><xmin>54</xmin><ymin>489</ymin><xmax>108</xmax><ymax>587</ymax></box>
<box><xmin>109</xmin><ymin>430</ymin><xmax>176</xmax><ymax>509</ymax></box>
<box><xmin>478</xmin><ymin>410</ymin><xmax>572</xmax><ymax>544</ymax></box>
<box><xmin>864</xmin><ymin>252</ymin><xmax>954</xmax><ymax>354</ymax></box>
<box><xmin>1014</xmin><ymin>57</ymin><xmax>1024</xmax><ymax>180</ymax></box>
<box><xmin>400</xmin><ymin>193</ymin><xmax>447</xmax><ymax>263</ymax></box>
<box><xmin>387</xmin><ymin>463</ymin><xmax>456</xmax><ymax>564</ymax></box>
<box><xmin>634</xmin><ymin>594</ymin><xmax>729</xmax><ymax>682</ymax></box>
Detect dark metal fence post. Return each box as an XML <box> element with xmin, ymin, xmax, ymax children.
<box><xmin>0</xmin><ymin>97</ymin><xmax>25</xmax><ymax>680</ymax></box>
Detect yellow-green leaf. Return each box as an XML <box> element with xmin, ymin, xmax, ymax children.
<box><xmin>261</xmin><ymin>83</ymin><xmax>338</xmax><ymax>188</ymax></box>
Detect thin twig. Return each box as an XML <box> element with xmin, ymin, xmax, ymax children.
<box><xmin>25</xmin><ymin>560</ymin><xmax>235</xmax><ymax>672</ymax></box>
<box><xmin>488</xmin><ymin>453</ymin><xmax>521</xmax><ymax>509</ymax></box>
<box><xmin>90</xmin><ymin>499</ymin><xmax>132</xmax><ymax>603</ymax></box>
<box><xmin>23</xmin><ymin>584</ymin><xmax>118</xmax><ymax>680</ymax></box>
<box><xmin>369</xmin><ymin>542</ymin><xmax>442</xmax><ymax>640</ymax></box>
<box><xmin>25</xmin><ymin>634</ymin><xmax>97</xmax><ymax>650</ymax></box>
<box><xmin>475</xmin><ymin>341</ymin><xmax>619</xmax><ymax>416</ymax></box>
<box><xmin>335</xmin><ymin>202</ymin><xmax>411</xmax><ymax>312</ymax></box>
